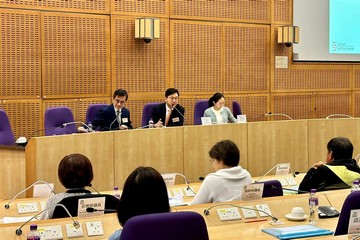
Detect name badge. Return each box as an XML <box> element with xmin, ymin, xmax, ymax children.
<box><xmin>172</xmin><ymin>117</ymin><xmax>180</xmax><ymax>122</ymax></box>
<box><xmin>122</xmin><ymin>118</ymin><xmax>128</xmax><ymax>123</ymax></box>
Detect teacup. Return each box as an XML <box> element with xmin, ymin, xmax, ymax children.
<box><xmin>290</xmin><ymin>207</ymin><xmax>306</xmax><ymax>218</ymax></box>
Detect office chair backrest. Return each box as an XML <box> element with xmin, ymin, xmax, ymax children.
<box><xmin>259</xmin><ymin>180</ymin><xmax>283</xmax><ymax>198</ymax></box>
<box><xmin>232</xmin><ymin>100</ymin><xmax>242</xmax><ymax>117</ymax></box>
<box><xmin>85</xmin><ymin>104</ymin><xmax>107</xmax><ymax>127</ymax></box>
<box><xmin>52</xmin><ymin>194</ymin><xmax>119</xmax><ymax>219</ymax></box>
<box><xmin>44</xmin><ymin>107</ymin><xmax>77</xmax><ymax>136</ymax></box>
<box><xmin>334</xmin><ymin>191</ymin><xmax>360</xmax><ymax>235</ymax></box>
<box><xmin>0</xmin><ymin>109</ymin><xmax>15</xmax><ymax>145</ymax></box>
<box><xmin>194</xmin><ymin>100</ymin><xmax>209</xmax><ymax>125</ymax></box>
<box><xmin>141</xmin><ymin>103</ymin><xmax>159</xmax><ymax>127</ymax></box>
<box><xmin>120</xmin><ymin>211</ymin><xmax>209</xmax><ymax>240</ymax></box>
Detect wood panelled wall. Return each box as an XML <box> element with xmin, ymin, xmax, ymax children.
<box><xmin>0</xmin><ymin>0</ymin><xmax>359</xmax><ymax>140</ymax></box>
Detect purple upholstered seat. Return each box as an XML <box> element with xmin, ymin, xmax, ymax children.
<box><xmin>259</xmin><ymin>180</ymin><xmax>284</xmax><ymax>198</ymax></box>
<box><xmin>141</xmin><ymin>103</ymin><xmax>159</xmax><ymax>127</ymax></box>
<box><xmin>0</xmin><ymin>109</ymin><xmax>15</xmax><ymax>145</ymax></box>
<box><xmin>86</xmin><ymin>104</ymin><xmax>108</xmax><ymax>129</ymax></box>
<box><xmin>120</xmin><ymin>211</ymin><xmax>209</xmax><ymax>240</ymax></box>
<box><xmin>44</xmin><ymin>107</ymin><xmax>77</xmax><ymax>136</ymax></box>
<box><xmin>194</xmin><ymin>100</ymin><xmax>208</xmax><ymax>125</ymax></box>
<box><xmin>334</xmin><ymin>191</ymin><xmax>360</xmax><ymax>235</ymax></box>
<box><xmin>232</xmin><ymin>100</ymin><xmax>242</xmax><ymax>117</ymax></box>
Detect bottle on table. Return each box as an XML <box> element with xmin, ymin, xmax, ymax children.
<box><xmin>148</xmin><ymin>118</ymin><xmax>154</xmax><ymax>128</ymax></box>
<box><xmin>351</xmin><ymin>180</ymin><xmax>359</xmax><ymax>193</ymax></box>
<box><xmin>27</xmin><ymin>224</ymin><xmax>41</xmax><ymax>240</ymax></box>
<box><xmin>113</xmin><ymin>186</ymin><xmax>120</xmax><ymax>199</ymax></box>
<box><xmin>308</xmin><ymin>189</ymin><xmax>319</xmax><ymax>225</ymax></box>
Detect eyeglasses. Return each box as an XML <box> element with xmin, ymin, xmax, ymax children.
<box><xmin>168</xmin><ymin>97</ymin><xmax>179</xmax><ymax>101</ymax></box>
<box><xmin>209</xmin><ymin>159</ymin><xmax>215</xmax><ymax>164</ymax></box>
<box><xmin>114</xmin><ymin>99</ymin><xmax>126</xmax><ymax>104</ymax></box>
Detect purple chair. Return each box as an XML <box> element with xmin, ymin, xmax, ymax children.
<box><xmin>120</xmin><ymin>211</ymin><xmax>209</xmax><ymax>240</ymax></box>
<box><xmin>232</xmin><ymin>100</ymin><xmax>242</xmax><ymax>118</ymax></box>
<box><xmin>259</xmin><ymin>180</ymin><xmax>283</xmax><ymax>198</ymax></box>
<box><xmin>194</xmin><ymin>100</ymin><xmax>208</xmax><ymax>125</ymax></box>
<box><xmin>0</xmin><ymin>109</ymin><xmax>15</xmax><ymax>145</ymax></box>
<box><xmin>334</xmin><ymin>191</ymin><xmax>360</xmax><ymax>235</ymax></box>
<box><xmin>86</xmin><ymin>104</ymin><xmax>107</xmax><ymax>128</ymax></box>
<box><xmin>44</xmin><ymin>107</ymin><xmax>77</xmax><ymax>136</ymax></box>
<box><xmin>141</xmin><ymin>103</ymin><xmax>159</xmax><ymax>127</ymax></box>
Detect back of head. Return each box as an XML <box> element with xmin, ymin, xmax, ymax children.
<box><xmin>113</xmin><ymin>89</ymin><xmax>128</xmax><ymax>101</ymax></box>
<box><xmin>165</xmin><ymin>88</ymin><xmax>179</xmax><ymax>97</ymax></box>
<box><xmin>58</xmin><ymin>153</ymin><xmax>94</xmax><ymax>189</ymax></box>
<box><xmin>208</xmin><ymin>92</ymin><xmax>224</xmax><ymax>107</ymax></box>
<box><xmin>209</xmin><ymin>139</ymin><xmax>240</xmax><ymax>167</ymax></box>
<box><xmin>117</xmin><ymin>166</ymin><xmax>170</xmax><ymax>226</ymax></box>
<box><xmin>327</xmin><ymin>137</ymin><xmax>353</xmax><ymax>160</ymax></box>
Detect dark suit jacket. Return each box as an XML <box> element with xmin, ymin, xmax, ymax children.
<box><xmin>92</xmin><ymin>104</ymin><xmax>133</xmax><ymax>131</ymax></box>
<box><xmin>151</xmin><ymin>103</ymin><xmax>185</xmax><ymax>127</ymax></box>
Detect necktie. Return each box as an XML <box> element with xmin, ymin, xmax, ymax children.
<box><xmin>165</xmin><ymin>108</ymin><xmax>172</xmax><ymax>126</ymax></box>
<box><xmin>116</xmin><ymin>110</ymin><xmax>121</xmax><ymax>125</ymax></box>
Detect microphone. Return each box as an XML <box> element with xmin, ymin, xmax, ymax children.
<box><xmin>15</xmin><ymin>203</ymin><xmax>80</xmax><ymax>236</ymax></box>
<box><xmin>203</xmin><ymin>203</ymin><xmax>279</xmax><ymax>223</ymax></box>
<box><xmin>199</xmin><ymin>177</ymin><xmax>205</xmax><ymax>181</ymax></box>
<box><xmin>174</xmin><ymin>173</ymin><xmax>196</xmax><ymax>195</ymax></box>
<box><xmin>270</xmin><ymin>185</ymin><xmax>309</xmax><ymax>194</ymax></box>
<box><xmin>325</xmin><ymin>114</ymin><xmax>353</xmax><ymax>119</ymax></box>
<box><xmin>5</xmin><ymin>181</ymin><xmax>56</xmax><ymax>209</ymax></box>
<box><xmin>172</xmin><ymin>105</ymin><xmax>185</xmax><ymax>120</ymax></box>
<box><xmin>89</xmin><ymin>183</ymin><xmax>100</xmax><ymax>195</ymax></box>
<box><xmin>254</xmin><ymin>164</ymin><xmax>280</xmax><ymax>183</ymax></box>
<box><xmin>109</xmin><ymin>116</ymin><xmax>119</xmax><ymax>131</ymax></box>
<box><xmin>264</xmin><ymin>112</ymin><xmax>293</xmax><ymax>120</ymax></box>
<box><xmin>61</xmin><ymin>122</ymin><xmax>94</xmax><ymax>132</ymax></box>
<box><xmin>86</xmin><ymin>207</ymin><xmax>116</xmax><ymax>213</ymax></box>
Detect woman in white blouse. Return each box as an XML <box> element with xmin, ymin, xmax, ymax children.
<box><xmin>203</xmin><ymin>92</ymin><xmax>237</xmax><ymax>124</ymax></box>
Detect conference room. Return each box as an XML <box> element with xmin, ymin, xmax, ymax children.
<box><xmin>2</xmin><ymin>0</ymin><xmax>360</xmax><ymax>239</ymax></box>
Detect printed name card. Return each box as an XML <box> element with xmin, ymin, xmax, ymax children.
<box><xmin>162</xmin><ymin>173</ymin><xmax>176</xmax><ymax>187</ymax></box>
<box><xmin>78</xmin><ymin>197</ymin><xmax>105</xmax><ymax>218</ymax></box>
<box><xmin>241</xmin><ymin>183</ymin><xmax>264</xmax><ymax>200</ymax></box>
<box><xmin>276</xmin><ymin>163</ymin><xmax>290</xmax><ymax>175</ymax></box>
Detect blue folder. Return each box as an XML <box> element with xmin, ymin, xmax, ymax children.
<box><xmin>261</xmin><ymin>224</ymin><xmax>334</xmax><ymax>239</ymax></box>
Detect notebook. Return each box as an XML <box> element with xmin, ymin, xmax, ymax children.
<box><xmin>261</xmin><ymin>224</ymin><xmax>333</xmax><ymax>239</ymax></box>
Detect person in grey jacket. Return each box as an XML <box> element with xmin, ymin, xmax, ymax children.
<box><xmin>203</xmin><ymin>92</ymin><xmax>237</xmax><ymax>124</ymax></box>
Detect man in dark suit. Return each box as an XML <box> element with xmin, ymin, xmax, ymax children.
<box><xmin>151</xmin><ymin>88</ymin><xmax>185</xmax><ymax>127</ymax></box>
<box><xmin>92</xmin><ymin>89</ymin><xmax>133</xmax><ymax>131</ymax></box>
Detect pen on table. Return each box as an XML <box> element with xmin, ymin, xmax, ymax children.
<box><xmin>245</xmin><ymin>218</ymin><xmax>267</xmax><ymax>223</ymax></box>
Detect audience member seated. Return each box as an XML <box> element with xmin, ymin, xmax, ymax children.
<box><xmin>299</xmin><ymin>137</ymin><xmax>360</xmax><ymax>193</ymax></box>
<box><xmin>41</xmin><ymin>153</ymin><xmax>94</xmax><ymax>219</ymax></box>
<box><xmin>203</xmin><ymin>92</ymin><xmax>237</xmax><ymax>124</ymax></box>
<box><xmin>151</xmin><ymin>88</ymin><xmax>185</xmax><ymax>127</ymax></box>
<box><xmin>92</xmin><ymin>89</ymin><xmax>133</xmax><ymax>131</ymax></box>
<box><xmin>108</xmin><ymin>166</ymin><xmax>170</xmax><ymax>240</ymax></box>
<box><xmin>191</xmin><ymin>140</ymin><xmax>252</xmax><ymax>205</ymax></box>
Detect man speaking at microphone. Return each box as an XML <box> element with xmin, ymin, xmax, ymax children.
<box><xmin>151</xmin><ymin>88</ymin><xmax>185</xmax><ymax>127</ymax></box>
<box><xmin>92</xmin><ymin>89</ymin><xmax>133</xmax><ymax>131</ymax></box>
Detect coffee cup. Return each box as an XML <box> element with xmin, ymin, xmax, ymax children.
<box><xmin>290</xmin><ymin>207</ymin><xmax>306</xmax><ymax>218</ymax></box>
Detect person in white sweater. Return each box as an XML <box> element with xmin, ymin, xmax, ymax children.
<box><xmin>203</xmin><ymin>92</ymin><xmax>237</xmax><ymax>124</ymax></box>
<box><xmin>191</xmin><ymin>140</ymin><xmax>252</xmax><ymax>205</ymax></box>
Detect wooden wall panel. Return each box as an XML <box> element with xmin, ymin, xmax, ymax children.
<box><xmin>0</xmin><ymin>10</ymin><xmax>41</xmax><ymax>99</ymax></box>
<box><xmin>272</xmin><ymin>0</ymin><xmax>291</xmax><ymax>24</ymax></box>
<box><xmin>224</xmin><ymin>23</ymin><xmax>270</xmax><ymax>93</ymax></box>
<box><xmin>0</xmin><ymin>100</ymin><xmax>41</xmax><ymax>140</ymax></box>
<box><xmin>229</xmin><ymin>95</ymin><xmax>269</xmax><ymax>122</ymax></box>
<box><xmin>42</xmin><ymin>13</ymin><xmax>110</xmax><ymax>99</ymax></box>
<box><xmin>273</xmin><ymin>94</ymin><xmax>313</xmax><ymax>120</ymax></box>
<box><xmin>111</xmin><ymin>16</ymin><xmax>168</xmax><ymax>95</ymax></box>
<box><xmin>353</xmin><ymin>92</ymin><xmax>360</xmax><ymax>117</ymax></box>
<box><xmin>171</xmin><ymin>0</ymin><xmax>269</xmax><ymax>23</ymax></box>
<box><xmin>0</xmin><ymin>0</ymin><xmax>108</xmax><ymax>14</ymax></box>
<box><xmin>354</xmin><ymin>67</ymin><xmax>360</xmax><ymax>89</ymax></box>
<box><xmin>111</xmin><ymin>0</ymin><xmax>168</xmax><ymax>16</ymax></box>
<box><xmin>171</xmin><ymin>21</ymin><xmax>222</xmax><ymax>93</ymax></box>
<box><xmin>313</xmin><ymin>93</ymin><xmax>351</xmax><ymax>119</ymax></box>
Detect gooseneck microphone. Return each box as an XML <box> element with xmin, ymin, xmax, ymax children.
<box><xmin>270</xmin><ymin>185</ymin><xmax>309</xmax><ymax>194</ymax></box>
<box><xmin>203</xmin><ymin>203</ymin><xmax>278</xmax><ymax>222</ymax></box>
<box><xmin>174</xmin><ymin>173</ymin><xmax>196</xmax><ymax>196</ymax></box>
<box><xmin>109</xmin><ymin>116</ymin><xmax>119</xmax><ymax>131</ymax></box>
<box><xmin>86</xmin><ymin>207</ymin><xmax>116</xmax><ymax>213</ymax></box>
<box><xmin>254</xmin><ymin>164</ymin><xmax>280</xmax><ymax>183</ymax></box>
<box><xmin>88</xmin><ymin>183</ymin><xmax>100</xmax><ymax>195</ymax></box>
<box><xmin>61</xmin><ymin>122</ymin><xmax>94</xmax><ymax>132</ymax></box>
<box><xmin>5</xmin><ymin>181</ymin><xmax>56</xmax><ymax>209</ymax></box>
<box><xmin>173</xmin><ymin>105</ymin><xmax>185</xmax><ymax>120</ymax></box>
<box><xmin>15</xmin><ymin>203</ymin><xmax>80</xmax><ymax>236</ymax></box>
<box><xmin>264</xmin><ymin>112</ymin><xmax>293</xmax><ymax>120</ymax></box>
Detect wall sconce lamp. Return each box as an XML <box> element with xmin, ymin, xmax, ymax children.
<box><xmin>135</xmin><ymin>18</ymin><xmax>160</xmax><ymax>43</ymax></box>
<box><xmin>277</xmin><ymin>26</ymin><xmax>299</xmax><ymax>47</ymax></box>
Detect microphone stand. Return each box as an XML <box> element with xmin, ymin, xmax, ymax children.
<box><xmin>15</xmin><ymin>203</ymin><xmax>80</xmax><ymax>236</ymax></box>
<box><xmin>264</xmin><ymin>113</ymin><xmax>293</xmax><ymax>120</ymax></box>
<box><xmin>174</xmin><ymin>173</ymin><xmax>196</xmax><ymax>195</ymax></box>
<box><xmin>254</xmin><ymin>164</ymin><xmax>279</xmax><ymax>183</ymax></box>
<box><xmin>203</xmin><ymin>203</ymin><xmax>279</xmax><ymax>223</ymax></box>
<box><xmin>5</xmin><ymin>181</ymin><xmax>56</xmax><ymax>209</ymax></box>
<box><xmin>61</xmin><ymin>122</ymin><xmax>94</xmax><ymax>133</ymax></box>
<box><xmin>109</xmin><ymin>117</ymin><xmax>119</xmax><ymax>131</ymax></box>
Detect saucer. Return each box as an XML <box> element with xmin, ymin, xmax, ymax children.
<box><xmin>285</xmin><ymin>213</ymin><xmax>308</xmax><ymax>221</ymax></box>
